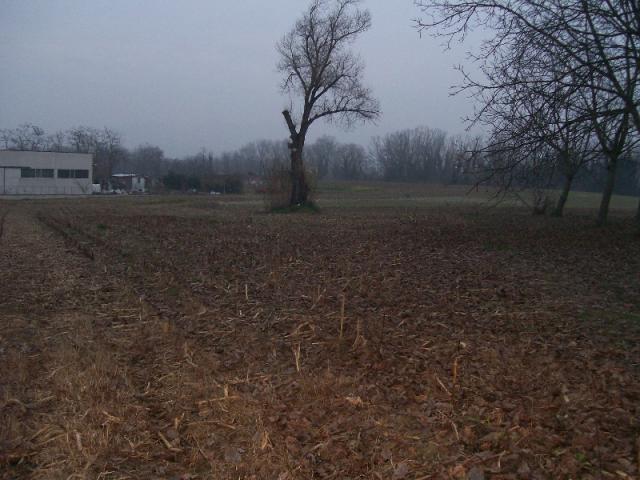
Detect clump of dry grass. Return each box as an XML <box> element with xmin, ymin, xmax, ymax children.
<box><xmin>263</xmin><ymin>163</ymin><xmax>292</xmax><ymax>212</ymax></box>
<box><xmin>263</xmin><ymin>163</ymin><xmax>318</xmax><ymax>212</ymax></box>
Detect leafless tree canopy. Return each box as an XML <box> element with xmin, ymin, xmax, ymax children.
<box><xmin>278</xmin><ymin>0</ymin><xmax>380</xmax><ymax>129</ymax></box>
<box><xmin>0</xmin><ymin>124</ymin><xmax>47</xmax><ymax>151</ymax></box>
<box><xmin>371</xmin><ymin>127</ymin><xmax>472</xmax><ymax>183</ymax></box>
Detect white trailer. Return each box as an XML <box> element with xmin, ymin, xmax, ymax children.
<box><xmin>0</xmin><ymin>151</ymin><xmax>93</xmax><ymax>195</ymax></box>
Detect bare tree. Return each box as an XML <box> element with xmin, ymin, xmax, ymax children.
<box><xmin>96</xmin><ymin>128</ymin><xmax>125</xmax><ymax>185</ymax></box>
<box><xmin>47</xmin><ymin>130</ymin><xmax>69</xmax><ymax>152</ymax></box>
<box><xmin>68</xmin><ymin>126</ymin><xmax>101</xmax><ymax>154</ymax></box>
<box><xmin>334</xmin><ymin>143</ymin><xmax>368</xmax><ymax>180</ymax></box>
<box><xmin>277</xmin><ymin>0</ymin><xmax>380</xmax><ymax>206</ymax></box>
<box><xmin>371</xmin><ymin>127</ymin><xmax>460</xmax><ymax>183</ymax></box>
<box><xmin>306</xmin><ymin>135</ymin><xmax>340</xmax><ymax>179</ymax></box>
<box><xmin>1</xmin><ymin>124</ymin><xmax>48</xmax><ymax>151</ymax></box>
<box><xmin>415</xmin><ymin>0</ymin><xmax>640</xmax><ymax>133</ymax></box>
<box><xmin>255</xmin><ymin>140</ymin><xmax>290</xmax><ymax>175</ymax></box>
<box><xmin>126</xmin><ymin>144</ymin><xmax>165</xmax><ymax>178</ymax></box>
<box><xmin>416</xmin><ymin>0</ymin><xmax>640</xmax><ymax>222</ymax></box>
<box><xmin>67</xmin><ymin>126</ymin><xmax>125</xmax><ymax>184</ymax></box>
<box><xmin>591</xmin><ymin>110</ymin><xmax>632</xmax><ymax>224</ymax></box>
<box><xmin>0</xmin><ymin>129</ymin><xmax>10</xmax><ymax>149</ymax></box>
<box><xmin>475</xmin><ymin>67</ymin><xmax>599</xmax><ymax>216</ymax></box>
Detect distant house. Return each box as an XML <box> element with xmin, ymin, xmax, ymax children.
<box><xmin>0</xmin><ymin>150</ymin><xmax>93</xmax><ymax>195</ymax></box>
<box><xmin>111</xmin><ymin>173</ymin><xmax>147</xmax><ymax>193</ymax></box>
<box><xmin>246</xmin><ymin>172</ymin><xmax>263</xmax><ymax>188</ymax></box>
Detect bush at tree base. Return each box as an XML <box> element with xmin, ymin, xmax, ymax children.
<box><xmin>263</xmin><ymin>163</ymin><xmax>317</xmax><ymax>211</ymax></box>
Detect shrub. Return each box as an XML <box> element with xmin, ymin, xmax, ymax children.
<box><xmin>224</xmin><ymin>176</ymin><xmax>244</xmax><ymax>194</ymax></box>
<box><xmin>163</xmin><ymin>171</ymin><xmax>186</xmax><ymax>191</ymax></box>
<box><xmin>263</xmin><ymin>162</ymin><xmax>317</xmax><ymax>211</ymax></box>
<box><xmin>187</xmin><ymin>176</ymin><xmax>201</xmax><ymax>191</ymax></box>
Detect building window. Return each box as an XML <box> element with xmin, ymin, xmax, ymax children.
<box><xmin>21</xmin><ymin>168</ymin><xmax>54</xmax><ymax>178</ymax></box>
<box><xmin>58</xmin><ymin>169</ymin><xmax>89</xmax><ymax>179</ymax></box>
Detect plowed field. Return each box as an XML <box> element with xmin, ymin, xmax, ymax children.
<box><xmin>1</xmin><ymin>191</ymin><xmax>639</xmax><ymax>479</ymax></box>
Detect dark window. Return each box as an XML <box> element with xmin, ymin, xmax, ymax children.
<box><xmin>21</xmin><ymin>168</ymin><xmax>54</xmax><ymax>178</ymax></box>
<box><xmin>58</xmin><ymin>169</ymin><xmax>89</xmax><ymax>179</ymax></box>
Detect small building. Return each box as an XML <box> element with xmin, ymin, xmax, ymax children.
<box><xmin>110</xmin><ymin>173</ymin><xmax>147</xmax><ymax>193</ymax></box>
<box><xmin>0</xmin><ymin>150</ymin><xmax>93</xmax><ymax>195</ymax></box>
<box><xmin>246</xmin><ymin>172</ymin><xmax>264</xmax><ymax>188</ymax></box>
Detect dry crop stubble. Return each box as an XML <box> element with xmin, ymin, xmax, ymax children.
<box><xmin>0</xmin><ymin>196</ymin><xmax>639</xmax><ymax>479</ymax></box>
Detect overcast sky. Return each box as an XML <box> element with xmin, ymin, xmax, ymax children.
<box><xmin>0</xmin><ymin>1</ymin><xmax>477</xmax><ymax>157</ymax></box>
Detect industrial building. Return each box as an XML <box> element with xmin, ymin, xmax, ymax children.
<box><xmin>0</xmin><ymin>151</ymin><xmax>93</xmax><ymax>195</ymax></box>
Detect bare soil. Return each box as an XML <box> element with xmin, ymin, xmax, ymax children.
<box><xmin>1</xmin><ymin>194</ymin><xmax>639</xmax><ymax>479</ymax></box>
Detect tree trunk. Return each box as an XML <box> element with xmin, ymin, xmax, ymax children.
<box><xmin>282</xmin><ymin>110</ymin><xmax>310</xmax><ymax>206</ymax></box>
<box><xmin>552</xmin><ymin>174</ymin><xmax>574</xmax><ymax>217</ymax></box>
<box><xmin>289</xmin><ymin>142</ymin><xmax>309</xmax><ymax>206</ymax></box>
<box><xmin>635</xmin><ymin>196</ymin><xmax>640</xmax><ymax>225</ymax></box>
<box><xmin>597</xmin><ymin>158</ymin><xmax>618</xmax><ymax>226</ymax></box>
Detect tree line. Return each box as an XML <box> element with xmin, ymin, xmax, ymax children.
<box><xmin>0</xmin><ymin>123</ymin><xmax>477</xmax><ymax>187</ymax></box>
<box><xmin>2</xmin><ymin>122</ymin><xmax>637</xmax><ymax>199</ymax></box>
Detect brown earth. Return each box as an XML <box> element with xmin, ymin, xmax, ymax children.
<box><xmin>0</xmin><ymin>195</ymin><xmax>639</xmax><ymax>479</ymax></box>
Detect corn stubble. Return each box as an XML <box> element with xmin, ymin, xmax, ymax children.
<box><xmin>0</xmin><ymin>197</ymin><xmax>639</xmax><ymax>479</ymax></box>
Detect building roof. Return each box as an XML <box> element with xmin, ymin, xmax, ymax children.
<box><xmin>0</xmin><ymin>149</ymin><xmax>92</xmax><ymax>156</ymax></box>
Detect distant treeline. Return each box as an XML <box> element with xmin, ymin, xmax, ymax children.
<box><xmin>2</xmin><ymin>123</ymin><xmax>638</xmax><ymax>196</ymax></box>
<box><xmin>0</xmin><ymin>124</ymin><xmax>475</xmax><ymax>186</ymax></box>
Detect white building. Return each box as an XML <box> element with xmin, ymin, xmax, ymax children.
<box><xmin>110</xmin><ymin>173</ymin><xmax>147</xmax><ymax>193</ymax></box>
<box><xmin>0</xmin><ymin>151</ymin><xmax>93</xmax><ymax>195</ymax></box>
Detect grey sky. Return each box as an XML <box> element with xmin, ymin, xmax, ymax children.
<box><xmin>0</xmin><ymin>1</ymin><xmax>475</xmax><ymax>157</ymax></box>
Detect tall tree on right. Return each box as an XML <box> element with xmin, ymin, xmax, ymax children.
<box><xmin>415</xmin><ymin>0</ymin><xmax>640</xmax><ymax>224</ymax></box>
